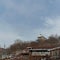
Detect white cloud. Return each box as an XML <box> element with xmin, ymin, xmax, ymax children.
<box><xmin>0</xmin><ymin>19</ymin><xmax>23</xmax><ymax>47</ymax></box>
<box><xmin>0</xmin><ymin>0</ymin><xmax>43</xmax><ymax>47</ymax></box>
<box><xmin>0</xmin><ymin>0</ymin><xmax>60</xmax><ymax>47</ymax></box>
<box><xmin>33</xmin><ymin>16</ymin><xmax>60</xmax><ymax>38</ymax></box>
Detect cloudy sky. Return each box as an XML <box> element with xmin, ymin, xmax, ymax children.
<box><xmin>0</xmin><ymin>0</ymin><xmax>60</xmax><ymax>47</ymax></box>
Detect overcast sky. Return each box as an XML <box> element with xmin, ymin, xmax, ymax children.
<box><xmin>0</xmin><ymin>0</ymin><xmax>60</xmax><ymax>47</ymax></box>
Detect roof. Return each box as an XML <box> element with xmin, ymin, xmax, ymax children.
<box><xmin>29</xmin><ymin>49</ymin><xmax>50</xmax><ymax>52</ymax></box>
<box><xmin>37</xmin><ymin>34</ymin><xmax>46</xmax><ymax>40</ymax></box>
<box><xmin>30</xmin><ymin>44</ymin><xmax>56</xmax><ymax>49</ymax></box>
<box><xmin>51</xmin><ymin>47</ymin><xmax>60</xmax><ymax>51</ymax></box>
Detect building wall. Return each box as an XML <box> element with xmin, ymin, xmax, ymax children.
<box><xmin>29</xmin><ymin>49</ymin><xmax>50</xmax><ymax>60</ymax></box>
<box><xmin>50</xmin><ymin>48</ymin><xmax>60</xmax><ymax>60</ymax></box>
<box><xmin>20</xmin><ymin>47</ymin><xmax>60</xmax><ymax>60</ymax></box>
<box><xmin>23</xmin><ymin>55</ymin><xmax>29</xmax><ymax>60</ymax></box>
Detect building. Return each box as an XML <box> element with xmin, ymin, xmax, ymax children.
<box><xmin>16</xmin><ymin>35</ymin><xmax>60</xmax><ymax>60</ymax></box>
<box><xmin>29</xmin><ymin>49</ymin><xmax>51</xmax><ymax>60</ymax></box>
<box><xmin>15</xmin><ymin>46</ymin><xmax>60</xmax><ymax>60</ymax></box>
<box><xmin>50</xmin><ymin>47</ymin><xmax>60</xmax><ymax>60</ymax></box>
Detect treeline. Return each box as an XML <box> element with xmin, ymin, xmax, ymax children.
<box><xmin>6</xmin><ymin>35</ymin><xmax>60</xmax><ymax>54</ymax></box>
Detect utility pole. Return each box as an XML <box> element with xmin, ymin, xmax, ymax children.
<box><xmin>4</xmin><ymin>43</ymin><xmax>6</xmax><ymax>49</ymax></box>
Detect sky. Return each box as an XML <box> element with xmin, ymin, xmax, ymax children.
<box><xmin>0</xmin><ymin>0</ymin><xmax>60</xmax><ymax>47</ymax></box>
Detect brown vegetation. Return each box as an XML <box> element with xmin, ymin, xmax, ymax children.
<box><xmin>6</xmin><ymin>35</ymin><xmax>60</xmax><ymax>54</ymax></box>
